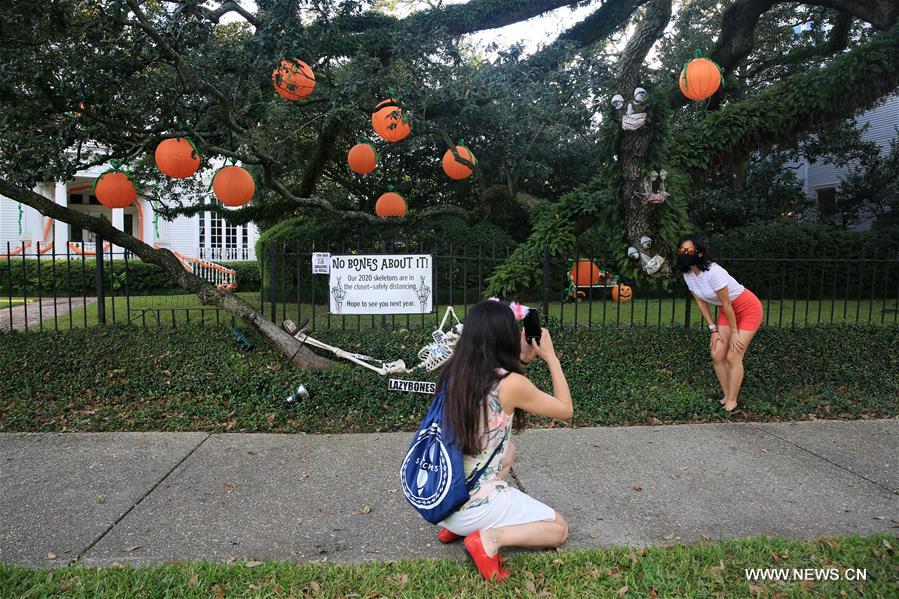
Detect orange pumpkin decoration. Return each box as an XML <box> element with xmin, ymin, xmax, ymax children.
<box><xmin>272</xmin><ymin>59</ymin><xmax>316</xmax><ymax>101</ymax></box>
<box><xmin>569</xmin><ymin>259</ymin><xmax>601</xmax><ymax>287</ymax></box>
<box><xmin>611</xmin><ymin>284</ymin><xmax>633</xmax><ymax>303</ymax></box>
<box><xmin>94</xmin><ymin>171</ymin><xmax>137</xmax><ymax>209</ymax></box>
<box><xmin>371</xmin><ymin>99</ymin><xmax>411</xmax><ymax>142</ymax></box>
<box><xmin>442</xmin><ymin>144</ymin><xmax>476</xmax><ymax>180</ymax></box>
<box><xmin>348</xmin><ymin>143</ymin><xmax>377</xmax><ymax>174</ymax></box>
<box><xmin>154</xmin><ymin>138</ymin><xmax>200</xmax><ymax>179</ymax></box>
<box><xmin>212</xmin><ymin>165</ymin><xmax>255</xmax><ymax>207</ymax></box>
<box><xmin>679</xmin><ymin>52</ymin><xmax>722</xmax><ymax>101</ymax></box>
<box><xmin>375</xmin><ymin>189</ymin><xmax>407</xmax><ymax>217</ymax></box>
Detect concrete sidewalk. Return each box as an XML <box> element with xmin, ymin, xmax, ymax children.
<box><xmin>1</xmin><ymin>420</ymin><xmax>896</xmax><ymax>568</ymax></box>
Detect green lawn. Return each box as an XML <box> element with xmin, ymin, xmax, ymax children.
<box><xmin>1</xmin><ymin>534</ymin><xmax>894</xmax><ymax>598</ymax></box>
<box><xmin>48</xmin><ymin>293</ymin><xmax>899</xmax><ymax>330</ymax></box>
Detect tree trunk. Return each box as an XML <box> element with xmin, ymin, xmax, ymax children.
<box><xmin>0</xmin><ymin>178</ymin><xmax>333</xmax><ymax>369</ymax></box>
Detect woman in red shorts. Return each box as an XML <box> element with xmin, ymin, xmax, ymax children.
<box><xmin>678</xmin><ymin>234</ymin><xmax>763</xmax><ymax>412</ymax></box>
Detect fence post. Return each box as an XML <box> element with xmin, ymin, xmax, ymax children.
<box><xmin>683</xmin><ymin>292</ymin><xmax>691</xmax><ymax>329</ymax></box>
<box><xmin>95</xmin><ymin>236</ymin><xmax>106</xmax><ymax>325</ymax></box>
<box><xmin>542</xmin><ymin>245</ymin><xmax>550</xmax><ymax>317</ymax></box>
<box><xmin>268</xmin><ymin>241</ymin><xmax>277</xmax><ymax>323</ymax></box>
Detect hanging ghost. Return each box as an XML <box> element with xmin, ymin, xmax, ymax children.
<box><xmin>611</xmin><ymin>87</ymin><xmax>648</xmax><ymax>131</ymax></box>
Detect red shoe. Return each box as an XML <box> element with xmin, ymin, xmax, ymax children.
<box><xmin>463</xmin><ymin>531</ymin><xmax>509</xmax><ymax>581</ymax></box>
<box><xmin>438</xmin><ymin>528</ymin><xmax>463</xmax><ymax>543</ymax></box>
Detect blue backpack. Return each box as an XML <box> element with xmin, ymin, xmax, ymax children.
<box><xmin>401</xmin><ymin>386</ymin><xmax>504</xmax><ymax>524</ymax></box>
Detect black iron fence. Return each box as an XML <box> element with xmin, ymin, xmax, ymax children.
<box><xmin>2</xmin><ymin>239</ymin><xmax>897</xmax><ymax>333</ymax></box>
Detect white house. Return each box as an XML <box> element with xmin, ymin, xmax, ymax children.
<box><xmin>794</xmin><ymin>94</ymin><xmax>898</xmax><ymax>228</ymax></box>
<box><xmin>0</xmin><ymin>163</ymin><xmax>258</xmax><ymax>269</ymax></box>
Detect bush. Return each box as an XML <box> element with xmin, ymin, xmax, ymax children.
<box><xmin>256</xmin><ymin>215</ymin><xmax>516</xmax><ymax>303</ymax></box>
<box><xmin>1</xmin><ymin>323</ymin><xmax>894</xmax><ymax>433</ymax></box>
<box><xmin>0</xmin><ymin>258</ymin><xmax>260</xmax><ymax>296</ymax></box>
<box><xmin>706</xmin><ymin>222</ymin><xmax>899</xmax><ymax>300</ymax></box>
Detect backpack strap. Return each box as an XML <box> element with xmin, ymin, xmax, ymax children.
<box><xmin>464</xmin><ymin>438</ymin><xmax>506</xmax><ymax>491</ymax></box>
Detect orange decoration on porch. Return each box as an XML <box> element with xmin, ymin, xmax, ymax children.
<box><xmin>371</xmin><ymin>100</ymin><xmax>411</xmax><ymax>142</ymax></box>
<box><xmin>442</xmin><ymin>144</ymin><xmax>476</xmax><ymax>180</ymax></box>
<box><xmin>272</xmin><ymin>59</ymin><xmax>316</xmax><ymax>101</ymax></box>
<box><xmin>212</xmin><ymin>165</ymin><xmax>255</xmax><ymax>207</ymax></box>
<box><xmin>569</xmin><ymin>259</ymin><xmax>601</xmax><ymax>287</ymax></box>
<box><xmin>155</xmin><ymin>138</ymin><xmax>201</xmax><ymax>179</ymax></box>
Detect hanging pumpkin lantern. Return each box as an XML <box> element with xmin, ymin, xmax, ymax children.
<box><xmin>442</xmin><ymin>143</ymin><xmax>476</xmax><ymax>180</ymax></box>
<box><xmin>154</xmin><ymin>137</ymin><xmax>200</xmax><ymax>179</ymax></box>
<box><xmin>371</xmin><ymin>99</ymin><xmax>411</xmax><ymax>142</ymax></box>
<box><xmin>569</xmin><ymin>259</ymin><xmax>601</xmax><ymax>287</ymax></box>
<box><xmin>212</xmin><ymin>165</ymin><xmax>255</xmax><ymax>207</ymax></box>
<box><xmin>348</xmin><ymin>142</ymin><xmax>377</xmax><ymax>174</ymax></box>
<box><xmin>611</xmin><ymin>284</ymin><xmax>633</xmax><ymax>303</ymax></box>
<box><xmin>375</xmin><ymin>186</ymin><xmax>406</xmax><ymax>217</ymax></box>
<box><xmin>679</xmin><ymin>51</ymin><xmax>722</xmax><ymax>101</ymax></box>
<box><xmin>93</xmin><ymin>165</ymin><xmax>137</xmax><ymax>209</ymax></box>
<box><xmin>272</xmin><ymin>59</ymin><xmax>316</xmax><ymax>101</ymax></box>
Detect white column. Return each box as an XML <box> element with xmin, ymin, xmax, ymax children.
<box><xmin>112</xmin><ymin>208</ymin><xmax>124</xmax><ymax>249</ymax></box>
<box><xmin>142</xmin><ymin>200</ymin><xmax>154</xmax><ymax>245</ymax></box>
<box><xmin>53</xmin><ymin>182</ymin><xmax>68</xmax><ymax>246</ymax></box>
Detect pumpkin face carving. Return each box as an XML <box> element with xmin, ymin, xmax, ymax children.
<box><xmin>611</xmin><ymin>284</ymin><xmax>633</xmax><ymax>303</ymax></box>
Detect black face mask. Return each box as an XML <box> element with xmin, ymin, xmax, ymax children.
<box><xmin>678</xmin><ymin>253</ymin><xmax>701</xmax><ymax>268</ymax></box>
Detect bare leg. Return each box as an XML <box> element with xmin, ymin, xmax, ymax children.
<box><xmin>723</xmin><ymin>329</ymin><xmax>757</xmax><ymax>411</ymax></box>
<box><xmin>498</xmin><ymin>442</ymin><xmax>516</xmax><ymax>481</ymax></box>
<box><xmin>711</xmin><ymin>327</ymin><xmax>730</xmax><ymax>404</ymax></box>
<box><xmin>479</xmin><ymin>512</ymin><xmax>569</xmax><ymax>557</ymax></box>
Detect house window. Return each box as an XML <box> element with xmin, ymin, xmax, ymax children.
<box><xmin>199</xmin><ymin>211</ymin><xmax>205</xmax><ymax>246</ymax></box>
<box><xmin>210</xmin><ymin>212</ymin><xmax>222</xmax><ymax>249</ymax></box>
<box><xmin>817</xmin><ymin>187</ymin><xmax>836</xmax><ymax>221</ymax></box>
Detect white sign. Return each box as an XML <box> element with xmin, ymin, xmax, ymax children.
<box><xmin>312</xmin><ymin>252</ymin><xmax>331</xmax><ymax>274</ymax></box>
<box><xmin>389</xmin><ymin>379</ymin><xmax>437</xmax><ymax>395</ymax></box>
<box><xmin>328</xmin><ymin>254</ymin><xmax>432</xmax><ymax>315</ymax></box>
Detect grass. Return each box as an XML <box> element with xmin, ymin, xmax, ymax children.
<box><xmin>41</xmin><ymin>292</ymin><xmax>899</xmax><ymax>330</ymax></box>
<box><xmin>1</xmin><ymin>534</ymin><xmax>895</xmax><ymax>598</ymax></box>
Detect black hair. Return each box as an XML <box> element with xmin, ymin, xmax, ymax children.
<box><xmin>437</xmin><ymin>300</ymin><xmax>526</xmax><ymax>455</ymax></box>
<box><xmin>676</xmin><ymin>234</ymin><xmax>714</xmax><ymax>273</ymax></box>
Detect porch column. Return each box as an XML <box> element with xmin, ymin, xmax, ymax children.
<box><xmin>141</xmin><ymin>199</ymin><xmax>154</xmax><ymax>245</ymax></box>
<box><xmin>53</xmin><ymin>182</ymin><xmax>69</xmax><ymax>246</ymax></box>
<box><xmin>112</xmin><ymin>207</ymin><xmax>124</xmax><ymax>250</ymax></box>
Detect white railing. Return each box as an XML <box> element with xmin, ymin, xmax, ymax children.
<box><xmin>198</xmin><ymin>246</ymin><xmax>254</xmax><ymax>261</ymax></box>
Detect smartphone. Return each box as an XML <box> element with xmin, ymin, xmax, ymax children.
<box><xmin>523</xmin><ymin>308</ymin><xmax>542</xmax><ymax>345</ymax></box>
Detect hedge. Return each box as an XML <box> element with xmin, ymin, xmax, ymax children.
<box><xmin>1</xmin><ymin>323</ymin><xmax>895</xmax><ymax>433</ymax></box>
<box><xmin>0</xmin><ymin>259</ymin><xmax>260</xmax><ymax>296</ymax></box>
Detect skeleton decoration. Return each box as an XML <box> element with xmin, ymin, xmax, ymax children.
<box><xmin>611</xmin><ymin>87</ymin><xmax>648</xmax><ymax>131</ymax></box>
<box><xmin>281</xmin><ymin>306</ymin><xmax>463</xmax><ymax>376</ymax></box>
<box><xmin>628</xmin><ymin>244</ymin><xmax>668</xmax><ymax>276</ymax></box>
<box><xmin>642</xmin><ymin>169</ymin><xmax>670</xmax><ymax>204</ymax></box>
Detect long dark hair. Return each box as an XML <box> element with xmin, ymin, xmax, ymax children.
<box><xmin>676</xmin><ymin>234</ymin><xmax>714</xmax><ymax>273</ymax></box>
<box><xmin>438</xmin><ymin>300</ymin><xmax>526</xmax><ymax>455</ymax></box>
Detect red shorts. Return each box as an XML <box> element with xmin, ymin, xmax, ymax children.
<box><xmin>717</xmin><ymin>289</ymin><xmax>763</xmax><ymax>332</ymax></box>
